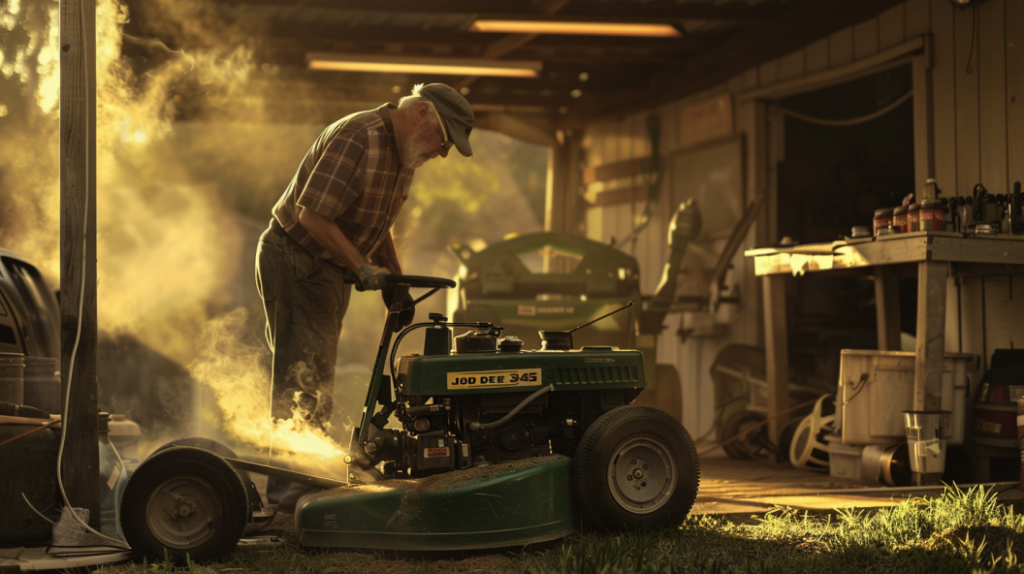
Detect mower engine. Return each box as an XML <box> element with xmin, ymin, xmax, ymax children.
<box><xmin>352</xmin><ymin>315</ymin><xmax>645</xmax><ymax>478</ymax></box>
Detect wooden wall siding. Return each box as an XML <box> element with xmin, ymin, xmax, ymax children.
<box><xmin>579</xmin><ymin>0</ymin><xmax>1024</xmax><ymax>433</ymax></box>
<box><xmin>1009</xmin><ymin>0</ymin><xmax>1024</xmax><ymax>185</ymax></box>
<box><xmin>879</xmin><ymin>4</ymin><xmax>905</xmax><ymax>50</ymax></box>
<box><xmin>979</xmin><ymin>0</ymin><xmax>1007</xmax><ymax>197</ymax></box>
<box><xmin>854</xmin><ymin>19</ymin><xmax>881</xmax><ymax>60</ymax></box>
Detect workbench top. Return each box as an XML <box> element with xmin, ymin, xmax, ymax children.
<box><xmin>745</xmin><ymin>231</ymin><xmax>1024</xmax><ymax>276</ymax></box>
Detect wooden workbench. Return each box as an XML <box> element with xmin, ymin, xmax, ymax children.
<box><xmin>745</xmin><ymin>231</ymin><xmax>1024</xmax><ymax>449</ymax></box>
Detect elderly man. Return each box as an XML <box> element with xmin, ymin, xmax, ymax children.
<box><xmin>256</xmin><ymin>83</ymin><xmax>474</xmax><ymax>432</ymax></box>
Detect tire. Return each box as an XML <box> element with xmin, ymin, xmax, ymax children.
<box><xmin>153</xmin><ymin>437</ymin><xmax>262</xmax><ymax>513</ymax></box>
<box><xmin>120</xmin><ymin>446</ymin><xmax>249</xmax><ymax>564</ymax></box>
<box><xmin>572</xmin><ymin>405</ymin><xmax>700</xmax><ymax>531</ymax></box>
<box><xmin>720</xmin><ymin>410</ymin><xmax>769</xmax><ymax>461</ymax></box>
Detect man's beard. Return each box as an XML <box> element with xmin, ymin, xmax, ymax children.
<box><xmin>400</xmin><ymin>117</ymin><xmax>440</xmax><ymax>169</ymax></box>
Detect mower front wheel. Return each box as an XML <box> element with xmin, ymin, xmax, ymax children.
<box><xmin>572</xmin><ymin>405</ymin><xmax>700</xmax><ymax>531</ymax></box>
<box><xmin>119</xmin><ymin>446</ymin><xmax>249</xmax><ymax>564</ymax></box>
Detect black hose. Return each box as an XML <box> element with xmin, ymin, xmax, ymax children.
<box><xmin>469</xmin><ymin>385</ymin><xmax>554</xmax><ymax>431</ymax></box>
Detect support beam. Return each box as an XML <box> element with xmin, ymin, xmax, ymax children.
<box><xmin>59</xmin><ymin>0</ymin><xmax>100</xmax><ymax>525</ymax></box>
<box><xmin>914</xmin><ymin>261</ymin><xmax>948</xmax><ymax>411</ymax></box>
<box><xmin>874</xmin><ymin>267</ymin><xmax>902</xmax><ymax>351</ymax></box>
<box><xmin>545</xmin><ymin>132</ymin><xmax>582</xmax><ymax>236</ymax></box>
<box><xmin>762</xmin><ymin>274</ymin><xmax>789</xmax><ymax>458</ymax></box>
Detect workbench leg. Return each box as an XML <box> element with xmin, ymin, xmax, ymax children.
<box><xmin>914</xmin><ymin>261</ymin><xmax>948</xmax><ymax>411</ymax></box>
<box><xmin>763</xmin><ymin>275</ymin><xmax>789</xmax><ymax>461</ymax></box>
<box><xmin>874</xmin><ymin>267</ymin><xmax>902</xmax><ymax>351</ymax></box>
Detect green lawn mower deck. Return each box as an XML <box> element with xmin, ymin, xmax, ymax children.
<box><xmin>297</xmin><ymin>455</ymin><xmax>574</xmax><ymax>550</ymax></box>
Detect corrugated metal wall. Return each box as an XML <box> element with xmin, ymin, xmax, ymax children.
<box><xmin>578</xmin><ymin>0</ymin><xmax>1024</xmax><ymax>436</ymax></box>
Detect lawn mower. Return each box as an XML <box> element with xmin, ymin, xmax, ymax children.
<box><xmin>118</xmin><ymin>274</ymin><xmax>700</xmax><ymax>560</ymax></box>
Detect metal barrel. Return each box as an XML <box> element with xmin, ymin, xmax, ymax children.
<box><xmin>0</xmin><ymin>352</ymin><xmax>25</xmax><ymax>404</ymax></box>
<box><xmin>23</xmin><ymin>356</ymin><xmax>60</xmax><ymax>414</ymax></box>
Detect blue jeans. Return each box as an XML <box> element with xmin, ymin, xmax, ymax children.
<box><xmin>255</xmin><ymin>221</ymin><xmax>352</xmax><ymax>426</ymax></box>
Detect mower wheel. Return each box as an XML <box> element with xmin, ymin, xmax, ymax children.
<box><xmin>153</xmin><ymin>437</ymin><xmax>263</xmax><ymax>513</ymax></box>
<box><xmin>572</xmin><ymin>405</ymin><xmax>700</xmax><ymax>531</ymax></box>
<box><xmin>119</xmin><ymin>446</ymin><xmax>249</xmax><ymax>564</ymax></box>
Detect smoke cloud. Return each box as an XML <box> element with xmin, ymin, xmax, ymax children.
<box><xmin>0</xmin><ymin>0</ymin><xmax>348</xmax><ymax>461</ymax></box>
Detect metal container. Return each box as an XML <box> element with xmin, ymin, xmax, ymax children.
<box><xmin>850</xmin><ymin>226</ymin><xmax>872</xmax><ymax>238</ymax></box>
<box><xmin>919</xmin><ymin>199</ymin><xmax>947</xmax><ymax>232</ymax></box>
<box><xmin>0</xmin><ymin>352</ymin><xmax>25</xmax><ymax>404</ymax></box>
<box><xmin>23</xmin><ymin>356</ymin><xmax>60</xmax><ymax>414</ymax></box>
<box><xmin>892</xmin><ymin>206</ymin><xmax>909</xmax><ymax>233</ymax></box>
<box><xmin>873</xmin><ymin>207</ymin><xmax>894</xmax><ymax>236</ymax></box>
<box><xmin>974</xmin><ymin>224</ymin><xmax>996</xmax><ymax>236</ymax></box>
<box><xmin>908</xmin><ymin>203</ymin><xmax>921</xmax><ymax>231</ymax></box>
<box><xmin>861</xmin><ymin>443</ymin><xmax>911</xmax><ymax>486</ymax></box>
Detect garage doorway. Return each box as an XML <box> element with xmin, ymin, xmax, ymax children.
<box><xmin>772</xmin><ymin>64</ymin><xmax>916</xmax><ymax>390</ymax></box>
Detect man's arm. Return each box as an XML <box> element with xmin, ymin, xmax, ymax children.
<box><xmin>298</xmin><ymin>208</ymin><xmax>381</xmax><ymax>280</ymax></box>
<box><xmin>372</xmin><ymin>232</ymin><xmax>403</xmax><ymax>276</ymax></box>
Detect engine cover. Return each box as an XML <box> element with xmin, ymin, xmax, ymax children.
<box><xmin>397</xmin><ymin>347</ymin><xmax>646</xmax><ymax>397</ymax></box>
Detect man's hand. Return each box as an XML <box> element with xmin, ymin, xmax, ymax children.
<box><xmin>358</xmin><ymin>263</ymin><xmax>390</xmax><ymax>291</ymax></box>
<box><xmin>382</xmin><ymin>286</ymin><xmax>415</xmax><ymax>332</ymax></box>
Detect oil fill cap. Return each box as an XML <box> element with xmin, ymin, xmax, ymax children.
<box><xmin>498</xmin><ymin>336</ymin><xmax>524</xmax><ymax>352</ymax></box>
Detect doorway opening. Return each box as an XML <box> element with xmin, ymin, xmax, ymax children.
<box><xmin>774</xmin><ymin>65</ymin><xmax>916</xmax><ymax>389</ymax></box>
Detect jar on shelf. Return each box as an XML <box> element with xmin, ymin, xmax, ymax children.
<box><xmin>919</xmin><ymin>199</ymin><xmax>947</xmax><ymax>231</ymax></box>
<box><xmin>893</xmin><ymin>205</ymin><xmax>909</xmax><ymax>233</ymax></box>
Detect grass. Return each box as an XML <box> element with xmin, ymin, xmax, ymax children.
<box><xmin>95</xmin><ymin>485</ymin><xmax>1024</xmax><ymax>574</ymax></box>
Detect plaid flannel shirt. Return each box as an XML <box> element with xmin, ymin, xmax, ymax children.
<box><xmin>272</xmin><ymin>104</ymin><xmax>412</xmax><ymax>266</ymax></box>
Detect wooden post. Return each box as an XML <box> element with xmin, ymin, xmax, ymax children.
<box><xmin>59</xmin><ymin>0</ymin><xmax>100</xmax><ymax>525</ymax></box>
<box><xmin>544</xmin><ymin>132</ymin><xmax>582</xmax><ymax>237</ymax></box>
<box><xmin>913</xmin><ymin>261</ymin><xmax>947</xmax><ymax>411</ymax></box>
<box><xmin>762</xmin><ymin>274</ymin><xmax>789</xmax><ymax>459</ymax></box>
<box><xmin>874</xmin><ymin>267</ymin><xmax>902</xmax><ymax>351</ymax></box>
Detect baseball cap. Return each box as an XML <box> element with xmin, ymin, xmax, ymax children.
<box><xmin>416</xmin><ymin>83</ymin><xmax>474</xmax><ymax>157</ymax></box>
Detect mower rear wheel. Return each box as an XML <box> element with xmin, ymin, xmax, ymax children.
<box><xmin>120</xmin><ymin>446</ymin><xmax>249</xmax><ymax>564</ymax></box>
<box><xmin>573</xmin><ymin>405</ymin><xmax>700</xmax><ymax>531</ymax></box>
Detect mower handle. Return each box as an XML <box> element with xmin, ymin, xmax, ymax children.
<box><xmin>343</xmin><ymin>270</ymin><xmax>456</xmax><ymax>290</ymax></box>
<box><xmin>385</xmin><ymin>275</ymin><xmax>457</xmax><ymax>289</ymax></box>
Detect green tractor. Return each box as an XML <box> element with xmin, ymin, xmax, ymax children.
<box><xmin>444</xmin><ymin>213</ymin><xmax>704</xmax><ymax>424</ymax></box>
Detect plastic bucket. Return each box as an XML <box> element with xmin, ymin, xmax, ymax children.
<box><xmin>0</xmin><ymin>352</ymin><xmax>25</xmax><ymax>404</ymax></box>
<box><xmin>904</xmin><ymin>411</ymin><xmax>950</xmax><ymax>474</ymax></box>
<box><xmin>23</xmin><ymin>356</ymin><xmax>60</xmax><ymax>414</ymax></box>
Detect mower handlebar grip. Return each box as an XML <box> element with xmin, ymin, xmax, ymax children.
<box><xmin>385</xmin><ymin>275</ymin><xmax>457</xmax><ymax>289</ymax></box>
<box><xmin>340</xmin><ymin>271</ymin><xmax>457</xmax><ymax>290</ymax></box>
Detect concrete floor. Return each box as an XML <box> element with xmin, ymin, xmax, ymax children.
<box><xmin>692</xmin><ymin>446</ymin><xmax>1020</xmax><ymax>520</ymax></box>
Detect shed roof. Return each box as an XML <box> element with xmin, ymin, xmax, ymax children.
<box><xmin>121</xmin><ymin>0</ymin><xmax>905</xmax><ymax>131</ymax></box>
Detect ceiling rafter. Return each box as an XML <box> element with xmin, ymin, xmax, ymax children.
<box><xmin>563</xmin><ymin>0</ymin><xmax>906</xmax><ymax>125</ymax></box>
<box><xmin>255</xmin><ymin>21</ymin><xmax>719</xmax><ymax>52</ymax></box>
<box><xmin>453</xmin><ymin>0</ymin><xmax>572</xmax><ymax>91</ymax></box>
<box><xmin>209</xmin><ymin>0</ymin><xmax>780</xmax><ymax>20</ymax></box>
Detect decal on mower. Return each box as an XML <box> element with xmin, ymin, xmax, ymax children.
<box><xmin>517</xmin><ymin>305</ymin><xmax>575</xmax><ymax>316</ymax></box>
<box><xmin>424</xmin><ymin>447</ymin><xmax>450</xmax><ymax>458</ymax></box>
<box><xmin>446</xmin><ymin>368</ymin><xmax>542</xmax><ymax>390</ymax></box>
